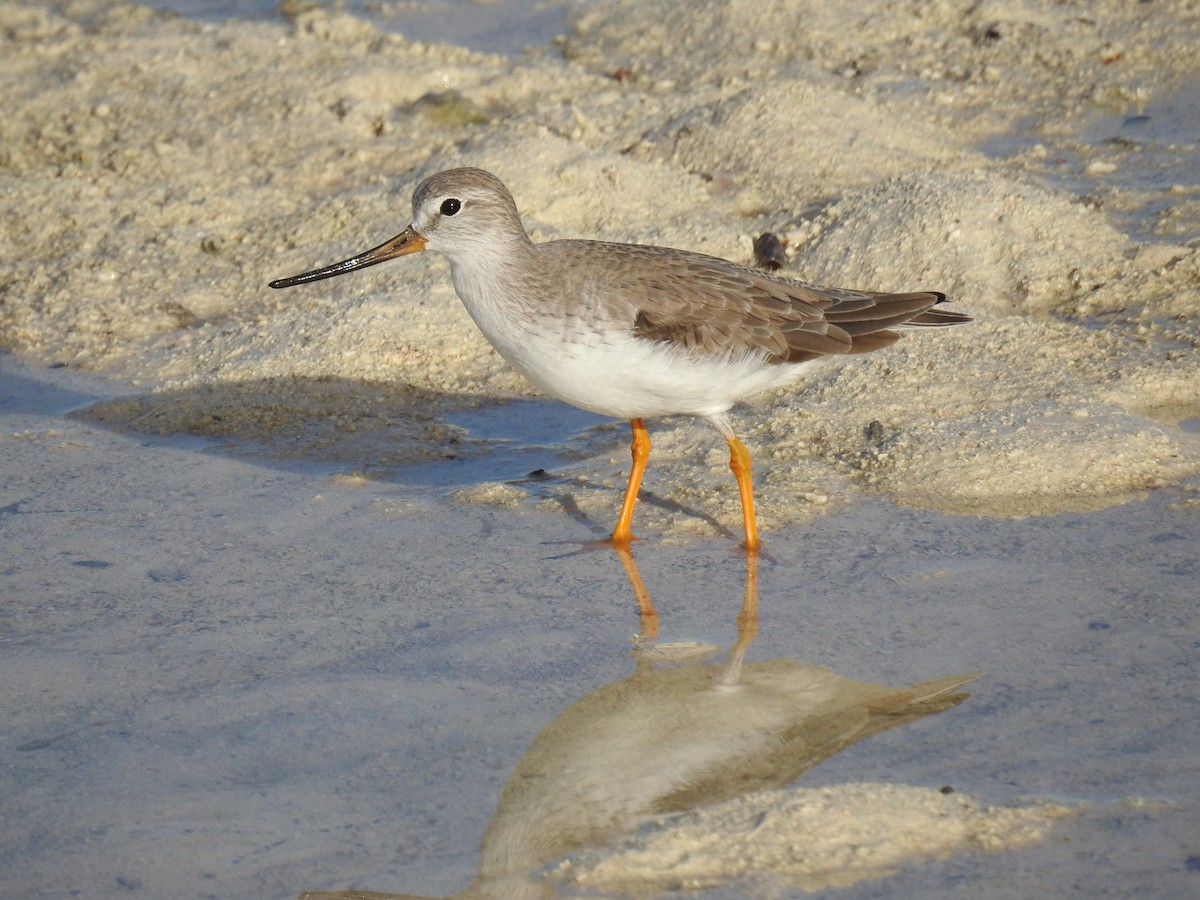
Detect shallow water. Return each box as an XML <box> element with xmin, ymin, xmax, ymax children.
<box><xmin>150</xmin><ymin>0</ymin><xmax>567</xmax><ymax>54</ymax></box>
<box><xmin>982</xmin><ymin>75</ymin><xmax>1200</xmax><ymax>244</ymax></box>
<box><xmin>3</xmin><ymin>354</ymin><xmax>1198</xmax><ymax>899</ymax></box>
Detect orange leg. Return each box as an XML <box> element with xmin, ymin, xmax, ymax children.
<box><xmin>611</xmin><ymin>418</ymin><xmax>650</xmax><ymax>549</ymax></box>
<box><xmin>726</xmin><ymin>434</ymin><xmax>761</xmax><ymax>554</ymax></box>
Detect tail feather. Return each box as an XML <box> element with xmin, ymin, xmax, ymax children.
<box><xmin>907</xmin><ymin>306</ymin><xmax>972</xmax><ymax>326</ymax></box>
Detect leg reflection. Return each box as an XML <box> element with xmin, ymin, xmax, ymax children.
<box><xmin>721</xmin><ymin>552</ymin><xmax>759</xmax><ymax>687</ymax></box>
<box><xmin>613</xmin><ymin>545</ymin><xmax>658</xmax><ymax>639</ymax></box>
<box><xmin>612</xmin><ymin>545</ymin><xmax>760</xmax><ymax>676</ymax></box>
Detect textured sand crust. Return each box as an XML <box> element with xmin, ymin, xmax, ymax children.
<box><xmin>554</xmin><ymin>784</ymin><xmax>1071</xmax><ymax>894</ymax></box>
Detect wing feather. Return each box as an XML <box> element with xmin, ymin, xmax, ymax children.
<box><xmin>549</xmin><ymin>240</ymin><xmax>968</xmax><ymax>365</ymax></box>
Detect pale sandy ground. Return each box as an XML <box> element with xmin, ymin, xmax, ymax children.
<box><xmin>2</xmin><ymin>1</ymin><xmax>1200</xmax><ymax>898</ymax></box>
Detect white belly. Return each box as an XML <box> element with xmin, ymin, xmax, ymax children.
<box><xmin>450</xmin><ymin>261</ymin><xmax>818</xmax><ymax>420</ymax></box>
<box><xmin>493</xmin><ymin>324</ymin><xmax>816</xmax><ymax>420</ymax></box>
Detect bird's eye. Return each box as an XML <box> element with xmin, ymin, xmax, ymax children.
<box><xmin>440</xmin><ymin>198</ymin><xmax>462</xmax><ymax>216</ymax></box>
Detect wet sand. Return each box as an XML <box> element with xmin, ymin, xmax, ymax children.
<box><xmin>2</xmin><ymin>1</ymin><xmax>1199</xmax><ymax>897</ymax></box>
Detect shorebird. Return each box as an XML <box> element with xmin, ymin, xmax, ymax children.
<box><xmin>270</xmin><ymin>167</ymin><xmax>968</xmax><ymax>552</ymax></box>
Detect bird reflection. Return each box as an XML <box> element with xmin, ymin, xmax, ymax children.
<box><xmin>302</xmin><ymin>550</ymin><xmax>978</xmax><ymax>900</ymax></box>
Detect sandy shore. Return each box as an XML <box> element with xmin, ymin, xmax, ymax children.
<box><xmin>2</xmin><ymin>1</ymin><xmax>1199</xmax><ymax>898</ymax></box>
<box><xmin>4</xmin><ymin>0</ymin><xmax>1200</xmax><ymax>528</ymax></box>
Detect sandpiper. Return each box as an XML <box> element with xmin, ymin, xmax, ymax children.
<box><xmin>270</xmin><ymin>167</ymin><xmax>968</xmax><ymax>552</ymax></box>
